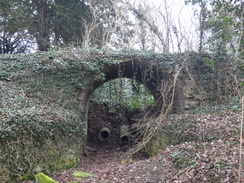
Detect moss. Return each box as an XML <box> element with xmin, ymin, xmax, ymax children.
<box><xmin>35</xmin><ymin>173</ymin><xmax>56</xmax><ymax>183</ymax></box>
<box><xmin>16</xmin><ymin>174</ymin><xmax>32</xmax><ymax>182</ymax></box>
<box><xmin>49</xmin><ymin>150</ymin><xmax>80</xmax><ymax>172</ymax></box>
<box><xmin>0</xmin><ymin>142</ymin><xmax>81</xmax><ymax>182</ymax></box>
<box><xmin>143</xmin><ymin>133</ymin><xmax>173</xmax><ymax>157</ymax></box>
<box><xmin>108</xmin><ymin>106</ymin><xmax>116</xmax><ymax>114</ymax></box>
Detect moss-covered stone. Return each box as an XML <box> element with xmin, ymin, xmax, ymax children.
<box><xmin>35</xmin><ymin>173</ymin><xmax>56</xmax><ymax>183</ymax></box>
<box><xmin>0</xmin><ymin>140</ymin><xmax>81</xmax><ymax>182</ymax></box>
<box><xmin>108</xmin><ymin>106</ymin><xmax>116</xmax><ymax>114</ymax></box>
<box><xmin>143</xmin><ymin>133</ymin><xmax>173</xmax><ymax>157</ymax></box>
<box><xmin>49</xmin><ymin>149</ymin><xmax>80</xmax><ymax>171</ymax></box>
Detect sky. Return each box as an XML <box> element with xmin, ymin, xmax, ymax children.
<box><xmin>129</xmin><ymin>0</ymin><xmax>199</xmax><ymax>52</ymax></box>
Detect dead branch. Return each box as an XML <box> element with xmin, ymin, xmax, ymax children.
<box><xmin>129</xmin><ymin>55</ymin><xmax>188</xmax><ymax>154</ymax></box>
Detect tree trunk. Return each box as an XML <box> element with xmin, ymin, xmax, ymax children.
<box><xmin>37</xmin><ymin>0</ymin><xmax>50</xmax><ymax>51</ymax></box>
<box><xmin>199</xmin><ymin>1</ymin><xmax>206</xmax><ymax>53</ymax></box>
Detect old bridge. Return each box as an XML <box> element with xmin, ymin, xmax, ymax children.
<box><xmin>0</xmin><ymin>49</ymin><xmax>213</xmax><ymax>137</ymax></box>
<box><xmin>73</xmin><ymin>50</ymin><xmax>212</xmax><ymax>137</ymax></box>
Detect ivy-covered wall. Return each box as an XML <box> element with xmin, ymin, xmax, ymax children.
<box><xmin>0</xmin><ymin>48</ymin><xmax>213</xmax><ymax>182</ymax></box>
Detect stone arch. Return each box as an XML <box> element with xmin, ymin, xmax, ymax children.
<box><xmin>81</xmin><ymin>58</ymin><xmax>183</xmax><ymax>138</ymax></box>
<box><xmin>92</xmin><ymin>59</ymin><xmax>166</xmax><ymax>100</ymax></box>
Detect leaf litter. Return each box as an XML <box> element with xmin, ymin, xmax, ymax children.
<box><xmin>50</xmin><ymin>109</ymin><xmax>243</xmax><ymax>183</ymax></box>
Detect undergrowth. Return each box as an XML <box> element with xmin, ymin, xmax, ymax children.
<box><xmin>0</xmin><ymin>82</ymin><xmax>83</xmax><ymax>182</ymax></box>
<box><xmin>143</xmin><ymin>105</ymin><xmax>242</xmax><ymax>182</ymax></box>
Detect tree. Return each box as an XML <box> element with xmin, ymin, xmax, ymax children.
<box><xmin>0</xmin><ymin>0</ymin><xmax>115</xmax><ymax>52</ymax></box>
<box><xmin>124</xmin><ymin>0</ymin><xmax>196</xmax><ymax>53</ymax></box>
<box><xmin>51</xmin><ymin>0</ymin><xmax>92</xmax><ymax>47</ymax></box>
<box><xmin>0</xmin><ymin>0</ymin><xmax>33</xmax><ymax>53</ymax></box>
<box><xmin>31</xmin><ymin>0</ymin><xmax>93</xmax><ymax>50</ymax></box>
<box><xmin>126</xmin><ymin>1</ymin><xmax>171</xmax><ymax>52</ymax></box>
<box><xmin>198</xmin><ymin>0</ymin><xmax>207</xmax><ymax>52</ymax></box>
<box><xmin>181</xmin><ymin>0</ymin><xmax>244</xmax><ymax>118</ymax></box>
<box><xmin>0</xmin><ymin>31</ymin><xmax>31</xmax><ymax>54</ymax></box>
<box><xmin>35</xmin><ymin>0</ymin><xmax>51</xmax><ymax>51</ymax></box>
<box><xmin>81</xmin><ymin>0</ymin><xmax>135</xmax><ymax>48</ymax></box>
<box><xmin>185</xmin><ymin>0</ymin><xmax>243</xmax><ymax>55</ymax></box>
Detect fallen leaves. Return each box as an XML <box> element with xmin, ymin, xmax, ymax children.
<box><xmin>50</xmin><ymin>108</ymin><xmax>242</xmax><ymax>183</ymax></box>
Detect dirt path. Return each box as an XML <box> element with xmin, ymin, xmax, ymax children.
<box><xmin>50</xmin><ymin>143</ymin><xmax>172</xmax><ymax>183</ymax></box>
<box><xmin>51</xmin><ymin>102</ymin><xmax>169</xmax><ymax>183</ymax></box>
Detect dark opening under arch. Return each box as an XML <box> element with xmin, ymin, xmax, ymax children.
<box><xmin>87</xmin><ymin>77</ymin><xmax>155</xmax><ymax>146</ymax></box>
<box><xmin>81</xmin><ymin>58</ymin><xmax>185</xmax><ymax>141</ymax></box>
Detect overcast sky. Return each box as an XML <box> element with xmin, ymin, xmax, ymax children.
<box><xmin>128</xmin><ymin>0</ymin><xmax>199</xmax><ymax>52</ymax></box>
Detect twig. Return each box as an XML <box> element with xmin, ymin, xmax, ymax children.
<box><xmin>129</xmin><ymin>55</ymin><xmax>188</xmax><ymax>154</ymax></box>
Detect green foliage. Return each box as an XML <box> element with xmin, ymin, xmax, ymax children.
<box><xmin>0</xmin><ymin>49</ymin><xmax>121</xmax><ymax>106</ymax></box>
<box><xmin>0</xmin><ymin>0</ymin><xmax>33</xmax><ymax>53</ymax></box>
<box><xmin>91</xmin><ymin>78</ymin><xmax>155</xmax><ymax>111</ymax></box>
<box><xmin>170</xmin><ymin>151</ymin><xmax>181</xmax><ymax>158</ymax></box>
<box><xmin>0</xmin><ymin>0</ymin><xmax>122</xmax><ymax>52</ymax></box>
<box><xmin>0</xmin><ymin>81</ymin><xmax>83</xmax><ymax>182</ymax></box>
<box><xmin>191</xmin><ymin>0</ymin><xmax>243</xmax><ymax>57</ymax></box>
<box><xmin>51</xmin><ymin>0</ymin><xmax>92</xmax><ymax>46</ymax></box>
<box><xmin>228</xmin><ymin>97</ymin><xmax>241</xmax><ymax>111</ymax></box>
<box><xmin>0</xmin><ymin>82</ymin><xmax>84</xmax><ymax>143</ymax></box>
<box><xmin>197</xmin><ymin>1</ymin><xmax>243</xmax><ymax>101</ymax></box>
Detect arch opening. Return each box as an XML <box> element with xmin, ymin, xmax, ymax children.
<box><xmin>91</xmin><ymin>78</ymin><xmax>155</xmax><ymax>110</ymax></box>
<box><xmin>87</xmin><ymin>78</ymin><xmax>156</xmax><ymax>147</ymax></box>
<box><xmin>83</xmin><ymin>59</ymin><xmax>184</xmax><ymax>148</ymax></box>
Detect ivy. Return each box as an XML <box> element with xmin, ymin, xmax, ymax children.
<box><xmin>0</xmin><ymin>48</ymin><xmax>213</xmax><ymax>182</ymax></box>
<box><xmin>0</xmin><ymin>81</ymin><xmax>84</xmax><ymax>181</ymax></box>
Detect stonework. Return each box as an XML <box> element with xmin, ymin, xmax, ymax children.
<box><xmin>0</xmin><ymin>50</ymin><xmax>214</xmax><ymax>139</ymax></box>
